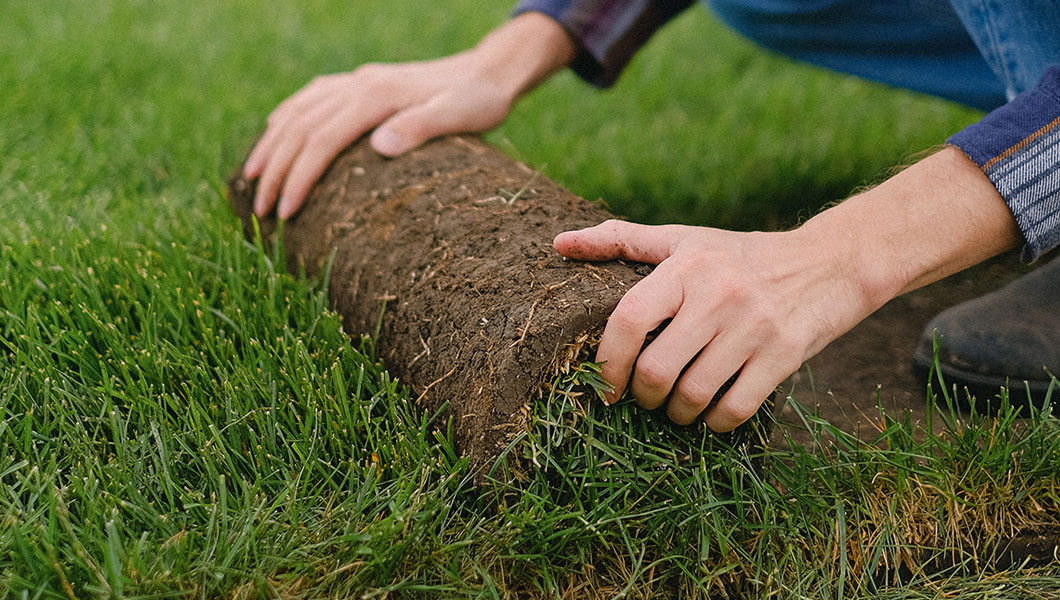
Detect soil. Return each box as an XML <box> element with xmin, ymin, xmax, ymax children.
<box><xmin>776</xmin><ymin>250</ymin><xmax>1036</xmax><ymax>447</ymax></box>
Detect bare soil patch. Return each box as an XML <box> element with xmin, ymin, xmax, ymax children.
<box><xmin>778</xmin><ymin>251</ymin><xmax>1035</xmax><ymax>445</ymax></box>
<box><xmin>777</xmin><ymin>251</ymin><xmax>1057</xmax><ymax>568</ymax></box>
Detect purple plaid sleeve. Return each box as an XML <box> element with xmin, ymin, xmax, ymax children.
<box><xmin>949</xmin><ymin>65</ymin><xmax>1060</xmax><ymax>262</ymax></box>
<box><xmin>512</xmin><ymin>0</ymin><xmax>694</xmax><ymax>87</ymax></box>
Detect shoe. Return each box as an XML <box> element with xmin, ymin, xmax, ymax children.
<box><xmin>912</xmin><ymin>257</ymin><xmax>1060</xmax><ymax>407</ymax></box>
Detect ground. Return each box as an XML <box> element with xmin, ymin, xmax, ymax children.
<box><xmin>781</xmin><ymin>252</ymin><xmax>1036</xmax><ymax>445</ymax></box>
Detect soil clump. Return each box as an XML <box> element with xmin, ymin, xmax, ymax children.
<box><xmin>229</xmin><ymin>136</ymin><xmax>660</xmax><ymax>470</ymax></box>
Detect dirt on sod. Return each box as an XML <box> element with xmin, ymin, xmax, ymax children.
<box><xmin>229</xmin><ymin>136</ymin><xmax>777</xmax><ymax>474</ymax></box>
<box><xmin>229</xmin><ymin>136</ymin><xmax>662</xmax><ymax>470</ymax></box>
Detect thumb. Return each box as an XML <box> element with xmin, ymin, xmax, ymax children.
<box><xmin>371</xmin><ymin>101</ymin><xmax>450</xmax><ymax>156</ymax></box>
<box><xmin>553</xmin><ymin>220</ymin><xmax>685</xmax><ymax>265</ymax></box>
<box><xmin>370</xmin><ymin>124</ymin><xmax>417</xmax><ymax>157</ymax></box>
<box><xmin>370</xmin><ymin>94</ymin><xmax>504</xmax><ymax>157</ymax></box>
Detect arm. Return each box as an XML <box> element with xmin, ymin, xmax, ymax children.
<box><xmin>555</xmin><ymin>147</ymin><xmax>1021</xmax><ymax>431</ymax></box>
<box><xmin>557</xmin><ymin>65</ymin><xmax>1060</xmax><ymax>431</ymax></box>
<box><xmin>947</xmin><ymin>65</ymin><xmax>1060</xmax><ymax>262</ymax></box>
<box><xmin>513</xmin><ymin>0</ymin><xmax>694</xmax><ymax>87</ymax></box>
<box><xmin>246</xmin><ymin>0</ymin><xmax>694</xmax><ymax>220</ymax></box>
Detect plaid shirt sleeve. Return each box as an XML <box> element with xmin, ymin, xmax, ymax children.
<box><xmin>949</xmin><ymin>65</ymin><xmax>1060</xmax><ymax>262</ymax></box>
<box><xmin>511</xmin><ymin>0</ymin><xmax>694</xmax><ymax>87</ymax></box>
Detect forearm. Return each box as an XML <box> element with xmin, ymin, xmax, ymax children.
<box><xmin>512</xmin><ymin>0</ymin><xmax>695</xmax><ymax>87</ymax></box>
<box><xmin>474</xmin><ymin>12</ymin><xmax>576</xmax><ymax>101</ymax></box>
<box><xmin>799</xmin><ymin>146</ymin><xmax>1023</xmax><ymax>310</ymax></box>
<box><xmin>552</xmin><ymin>145</ymin><xmax>1023</xmax><ymax>431</ymax></box>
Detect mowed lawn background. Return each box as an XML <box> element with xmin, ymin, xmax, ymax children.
<box><xmin>4</xmin><ymin>1</ymin><xmax>1060</xmax><ymax>598</ymax></box>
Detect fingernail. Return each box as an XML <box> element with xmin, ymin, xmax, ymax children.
<box><xmin>372</xmin><ymin>128</ymin><xmax>407</xmax><ymax>156</ymax></box>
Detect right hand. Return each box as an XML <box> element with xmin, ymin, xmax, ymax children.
<box><xmin>243</xmin><ymin>12</ymin><xmax>575</xmax><ymax>220</ymax></box>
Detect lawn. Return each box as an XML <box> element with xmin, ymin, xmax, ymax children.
<box><xmin>3</xmin><ymin>0</ymin><xmax>1060</xmax><ymax>598</ymax></box>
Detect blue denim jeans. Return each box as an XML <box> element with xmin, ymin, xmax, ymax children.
<box><xmin>707</xmin><ymin>0</ymin><xmax>1060</xmax><ymax>112</ymax></box>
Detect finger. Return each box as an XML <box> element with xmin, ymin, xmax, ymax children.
<box><xmin>553</xmin><ymin>220</ymin><xmax>688</xmax><ymax>264</ymax></box>
<box><xmin>253</xmin><ymin>99</ymin><xmax>346</xmax><ymax>216</ymax></box>
<box><xmin>370</xmin><ymin>93</ymin><xmax>502</xmax><ymax>157</ymax></box>
<box><xmin>370</xmin><ymin>101</ymin><xmax>443</xmax><ymax>156</ymax></box>
<box><xmin>244</xmin><ymin>81</ymin><xmax>335</xmax><ymax>179</ymax></box>
<box><xmin>629</xmin><ymin>310</ymin><xmax>717</xmax><ymax>410</ymax></box>
<box><xmin>666</xmin><ymin>330</ymin><xmax>752</xmax><ymax>425</ymax></box>
<box><xmin>277</xmin><ymin>103</ymin><xmax>396</xmax><ymax>219</ymax></box>
<box><xmin>703</xmin><ymin>355</ymin><xmax>785</xmax><ymax>432</ymax></box>
<box><xmin>244</xmin><ymin>117</ymin><xmax>288</xmax><ymax>181</ymax></box>
<box><xmin>596</xmin><ymin>270</ymin><xmax>683</xmax><ymax>405</ymax></box>
<box><xmin>269</xmin><ymin>78</ymin><xmax>334</xmax><ymax>128</ymax></box>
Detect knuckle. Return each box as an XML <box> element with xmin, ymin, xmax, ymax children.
<box><xmin>758</xmin><ymin>316</ymin><xmax>784</xmax><ymax>342</ymax></box>
<box><xmin>272</xmin><ymin>112</ymin><xmax>309</xmax><ymax>139</ymax></box>
<box><xmin>634</xmin><ymin>355</ymin><xmax>672</xmax><ymax>391</ymax></box>
<box><xmin>600</xmin><ymin>218</ymin><xmax>627</xmax><ymax>237</ymax></box>
<box><xmin>675</xmin><ymin>377</ymin><xmax>714</xmax><ymax>406</ymax></box>
<box><xmin>305</xmin><ymin>129</ymin><xmax>337</xmax><ymax>150</ymax></box>
<box><xmin>743</xmin><ymin>298</ymin><xmax>782</xmax><ymax>337</ymax></box>
<box><xmin>612</xmin><ymin>293</ymin><xmax>651</xmax><ymax>331</ymax></box>
<box><xmin>356</xmin><ymin>62</ymin><xmax>383</xmax><ymax>76</ymax></box>
<box><xmin>719</xmin><ymin>274</ymin><xmax>752</xmax><ymax>306</ymax></box>
<box><xmin>727</xmin><ymin>400</ymin><xmax>760</xmax><ymax>424</ymax></box>
<box><xmin>303</xmin><ymin>74</ymin><xmax>333</xmax><ymax>93</ymax></box>
<box><xmin>353</xmin><ymin>62</ymin><xmax>389</xmax><ymax>89</ymax></box>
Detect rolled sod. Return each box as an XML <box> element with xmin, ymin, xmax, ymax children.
<box><xmin>228</xmin><ymin>136</ymin><xmax>767</xmax><ymax>470</ymax></box>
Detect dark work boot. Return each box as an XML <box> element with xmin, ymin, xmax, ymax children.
<box><xmin>912</xmin><ymin>257</ymin><xmax>1060</xmax><ymax>407</ymax></box>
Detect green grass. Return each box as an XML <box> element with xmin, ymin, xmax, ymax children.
<box><xmin>2</xmin><ymin>0</ymin><xmax>1059</xmax><ymax>597</ymax></box>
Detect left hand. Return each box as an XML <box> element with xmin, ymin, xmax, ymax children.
<box><xmin>553</xmin><ymin>219</ymin><xmax>877</xmax><ymax>431</ymax></box>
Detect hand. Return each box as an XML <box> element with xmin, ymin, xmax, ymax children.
<box><xmin>243</xmin><ymin>12</ymin><xmax>574</xmax><ymax>220</ymax></box>
<box><xmin>553</xmin><ymin>147</ymin><xmax>1023</xmax><ymax>432</ymax></box>
<box><xmin>243</xmin><ymin>57</ymin><xmax>512</xmax><ymax>220</ymax></box>
<box><xmin>554</xmin><ymin>220</ymin><xmax>878</xmax><ymax>431</ymax></box>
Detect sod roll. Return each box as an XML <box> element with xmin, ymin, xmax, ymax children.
<box><xmin>229</xmin><ymin>136</ymin><xmax>657</xmax><ymax>468</ymax></box>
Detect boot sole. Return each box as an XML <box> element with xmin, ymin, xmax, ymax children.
<box><xmin>911</xmin><ymin>350</ymin><xmax>1057</xmax><ymax>410</ymax></box>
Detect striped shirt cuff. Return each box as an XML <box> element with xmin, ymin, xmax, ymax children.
<box><xmin>512</xmin><ymin>0</ymin><xmax>693</xmax><ymax>88</ymax></box>
<box><xmin>948</xmin><ymin>65</ymin><xmax>1060</xmax><ymax>262</ymax></box>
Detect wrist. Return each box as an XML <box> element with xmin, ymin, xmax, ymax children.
<box><xmin>794</xmin><ymin>193</ymin><xmax>905</xmax><ymax>314</ymax></box>
<box><xmin>471</xmin><ymin>12</ymin><xmax>576</xmax><ymax>101</ymax></box>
